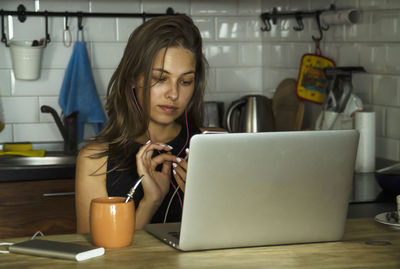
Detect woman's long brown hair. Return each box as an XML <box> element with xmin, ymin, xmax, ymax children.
<box><xmin>91</xmin><ymin>15</ymin><xmax>208</xmax><ymax>172</ymax></box>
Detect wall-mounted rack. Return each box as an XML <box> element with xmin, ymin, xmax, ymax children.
<box><xmin>259</xmin><ymin>4</ymin><xmax>336</xmax><ymax>42</ymax></box>
<box><xmin>0</xmin><ymin>4</ymin><xmax>180</xmax><ymax>47</ymax></box>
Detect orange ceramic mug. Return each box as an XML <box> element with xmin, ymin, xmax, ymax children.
<box><xmin>90</xmin><ymin>197</ymin><xmax>135</xmax><ymax>248</ymax></box>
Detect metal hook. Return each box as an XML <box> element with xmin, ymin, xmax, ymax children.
<box><xmin>17</xmin><ymin>4</ymin><xmax>26</xmax><ymax>23</ymax></box>
<box><xmin>321</xmin><ymin>21</ymin><xmax>329</xmax><ymax>31</ymax></box>
<box><xmin>44</xmin><ymin>11</ymin><xmax>51</xmax><ymax>47</ymax></box>
<box><xmin>1</xmin><ymin>10</ymin><xmax>9</xmax><ymax>47</ymax></box>
<box><xmin>312</xmin><ymin>12</ymin><xmax>324</xmax><ymax>42</ymax></box>
<box><xmin>63</xmin><ymin>12</ymin><xmax>72</xmax><ymax>47</ymax></box>
<box><xmin>77</xmin><ymin>12</ymin><xmax>83</xmax><ymax>30</ymax></box>
<box><xmin>64</xmin><ymin>12</ymin><xmax>69</xmax><ymax>30</ymax></box>
<box><xmin>166</xmin><ymin>7</ymin><xmax>174</xmax><ymax>15</ymax></box>
<box><xmin>259</xmin><ymin>14</ymin><xmax>272</xmax><ymax>32</ymax></box>
<box><xmin>142</xmin><ymin>12</ymin><xmax>146</xmax><ymax>23</ymax></box>
<box><xmin>320</xmin><ymin>5</ymin><xmax>332</xmax><ymax>32</ymax></box>
<box><xmin>271</xmin><ymin>7</ymin><xmax>278</xmax><ymax>25</ymax></box>
<box><xmin>293</xmin><ymin>13</ymin><xmax>304</xmax><ymax>31</ymax></box>
<box><xmin>260</xmin><ymin>19</ymin><xmax>271</xmax><ymax>31</ymax></box>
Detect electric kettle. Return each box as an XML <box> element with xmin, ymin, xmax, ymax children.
<box><xmin>225</xmin><ymin>95</ymin><xmax>275</xmax><ymax>133</ymax></box>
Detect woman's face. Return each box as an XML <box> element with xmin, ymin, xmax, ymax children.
<box><xmin>138</xmin><ymin>46</ymin><xmax>196</xmax><ymax>127</ymax></box>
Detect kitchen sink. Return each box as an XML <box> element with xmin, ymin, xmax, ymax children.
<box><xmin>0</xmin><ymin>152</ymin><xmax>76</xmax><ymax>167</ymax></box>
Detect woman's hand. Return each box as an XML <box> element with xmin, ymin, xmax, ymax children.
<box><xmin>172</xmin><ymin>148</ymin><xmax>189</xmax><ymax>192</ymax></box>
<box><xmin>136</xmin><ymin>142</ymin><xmax>177</xmax><ymax>206</ymax></box>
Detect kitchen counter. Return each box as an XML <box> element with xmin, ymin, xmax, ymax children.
<box><xmin>1</xmin><ymin>218</ymin><xmax>399</xmax><ymax>268</ymax></box>
<box><xmin>0</xmin><ymin>152</ymin><xmax>77</xmax><ymax>237</ymax></box>
<box><xmin>0</xmin><ymin>165</ymin><xmax>75</xmax><ymax>181</ymax></box>
<box><xmin>347</xmin><ymin>158</ymin><xmax>398</xmax><ymax>218</ymax></box>
<box><xmin>348</xmin><ymin>173</ymin><xmax>397</xmax><ymax>218</ymax></box>
<box><xmin>0</xmin><ymin>153</ymin><xmax>76</xmax><ymax>181</ymax></box>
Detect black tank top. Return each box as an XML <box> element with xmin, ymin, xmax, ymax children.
<box><xmin>106</xmin><ymin>124</ymin><xmax>201</xmax><ymax>223</ymax></box>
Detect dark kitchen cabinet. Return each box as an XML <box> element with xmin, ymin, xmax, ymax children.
<box><xmin>0</xmin><ymin>179</ymin><xmax>76</xmax><ymax>239</ymax></box>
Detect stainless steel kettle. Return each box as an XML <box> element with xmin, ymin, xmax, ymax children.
<box><xmin>225</xmin><ymin>95</ymin><xmax>275</xmax><ymax>133</ymax></box>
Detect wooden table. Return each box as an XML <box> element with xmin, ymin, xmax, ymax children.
<box><xmin>1</xmin><ymin>218</ymin><xmax>399</xmax><ymax>268</ymax></box>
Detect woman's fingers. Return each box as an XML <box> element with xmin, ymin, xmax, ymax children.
<box><xmin>184</xmin><ymin>148</ymin><xmax>189</xmax><ymax>161</ymax></box>
<box><xmin>137</xmin><ymin>142</ymin><xmax>172</xmax><ymax>164</ymax></box>
<box><xmin>137</xmin><ymin>142</ymin><xmax>172</xmax><ymax>157</ymax></box>
<box><xmin>145</xmin><ymin>143</ymin><xmax>172</xmax><ymax>158</ymax></box>
<box><xmin>136</xmin><ymin>141</ymin><xmax>190</xmax><ymax>193</ymax></box>
<box><xmin>151</xmin><ymin>154</ymin><xmax>177</xmax><ymax>171</ymax></box>
<box><xmin>172</xmin><ymin>158</ymin><xmax>187</xmax><ymax>192</ymax></box>
<box><xmin>176</xmin><ymin>157</ymin><xmax>187</xmax><ymax>171</ymax></box>
<box><xmin>173</xmin><ymin>167</ymin><xmax>186</xmax><ymax>192</ymax></box>
<box><xmin>136</xmin><ymin>142</ymin><xmax>173</xmax><ymax>176</ymax></box>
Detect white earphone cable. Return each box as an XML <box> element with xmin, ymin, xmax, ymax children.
<box><xmin>0</xmin><ymin>243</ymin><xmax>13</xmax><ymax>254</ymax></box>
<box><xmin>0</xmin><ymin>230</ymin><xmax>45</xmax><ymax>254</ymax></box>
<box><xmin>163</xmin><ymin>186</ymin><xmax>180</xmax><ymax>223</ymax></box>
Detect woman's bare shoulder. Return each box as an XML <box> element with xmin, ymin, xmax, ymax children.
<box><xmin>78</xmin><ymin>142</ymin><xmax>108</xmax><ymax>157</ymax></box>
<box><xmin>76</xmin><ymin>142</ymin><xmax>108</xmax><ymax>175</ymax></box>
<box><xmin>78</xmin><ymin>143</ymin><xmax>108</xmax><ymax>160</ymax></box>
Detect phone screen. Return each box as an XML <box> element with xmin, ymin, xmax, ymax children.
<box><xmin>202</xmin><ymin>130</ymin><xmax>228</xmax><ymax>134</ymax></box>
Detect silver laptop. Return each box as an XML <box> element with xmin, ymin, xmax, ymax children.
<box><xmin>145</xmin><ymin>130</ymin><xmax>359</xmax><ymax>251</ymax></box>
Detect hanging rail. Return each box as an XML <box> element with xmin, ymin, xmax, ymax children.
<box><xmin>1</xmin><ymin>4</ymin><xmax>179</xmax><ymax>47</ymax></box>
<box><xmin>260</xmin><ymin>4</ymin><xmax>335</xmax><ymax>42</ymax></box>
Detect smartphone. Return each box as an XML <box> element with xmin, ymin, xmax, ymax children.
<box><xmin>202</xmin><ymin>130</ymin><xmax>228</xmax><ymax>134</ymax></box>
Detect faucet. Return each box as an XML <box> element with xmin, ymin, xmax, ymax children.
<box><xmin>40</xmin><ymin>105</ymin><xmax>78</xmax><ymax>155</ymax></box>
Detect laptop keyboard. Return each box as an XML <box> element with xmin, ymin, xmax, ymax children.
<box><xmin>168</xmin><ymin>231</ymin><xmax>180</xmax><ymax>240</ymax></box>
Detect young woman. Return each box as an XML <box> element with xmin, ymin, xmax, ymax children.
<box><xmin>75</xmin><ymin>15</ymin><xmax>208</xmax><ymax>233</ymax></box>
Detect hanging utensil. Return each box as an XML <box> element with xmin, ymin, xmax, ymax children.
<box><xmin>336</xmin><ymin>76</ymin><xmax>352</xmax><ymax>112</ymax></box>
<box><xmin>324</xmin><ymin>67</ymin><xmax>366</xmax><ymax>112</ymax></box>
<box><xmin>63</xmin><ymin>13</ymin><xmax>72</xmax><ymax>47</ymax></box>
<box><xmin>322</xmin><ymin>70</ymin><xmax>338</xmax><ymax>112</ymax></box>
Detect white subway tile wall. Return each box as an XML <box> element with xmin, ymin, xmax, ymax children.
<box><xmin>2</xmin><ymin>97</ymin><xmax>38</xmax><ymax>123</ymax></box>
<box><xmin>0</xmin><ymin>70</ymin><xmax>11</xmax><ymax>96</ymax></box>
<box><xmin>116</xmin><ymin>18</ymin><xmax>142</xmax><ymax>42</ymax></box>
<box><xmin>14</xmin><ymin>123</ymin><xmax>62</xmax><ymax>142</ymax></box>
<box><xmin>89</xmin><ymin>0</ymin><xmax>140</xmax><ymax>13</ymax></box>
<box><xmin>0</xmin><ymin>0</ymin><xmax>399</xmax><ymax>161</ymax></box>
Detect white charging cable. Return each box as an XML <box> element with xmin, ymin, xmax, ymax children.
<box><xmin>0</xmin><ymin>243</ymin><xmax>13</xmax><ymax>254</ymax></box>
<box><xmin>31</xmin><ymin>231</ymin><xmax>45</xmax><ymax>240</ymax></box>
<box><xmin>0</xmin><ymin>231</ymin><xmax>45</xmax><ymax>254</ymax></box>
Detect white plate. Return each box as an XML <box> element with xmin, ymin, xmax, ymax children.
<box><xmin>375</xmin><ymin>212</ymin><xmax>400</xmax><ymax>230</ymax></box>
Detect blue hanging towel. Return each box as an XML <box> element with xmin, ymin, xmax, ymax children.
<box><xmin>59</xmin><ymin>31</ymin><xmax>106</xmax><ymax>143</ymax></box>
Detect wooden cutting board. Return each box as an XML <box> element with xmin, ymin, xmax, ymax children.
<box><xmin>272</xmin><ymin>78</ymin><xmax>304</xmax><ymax>131</ymax></box>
